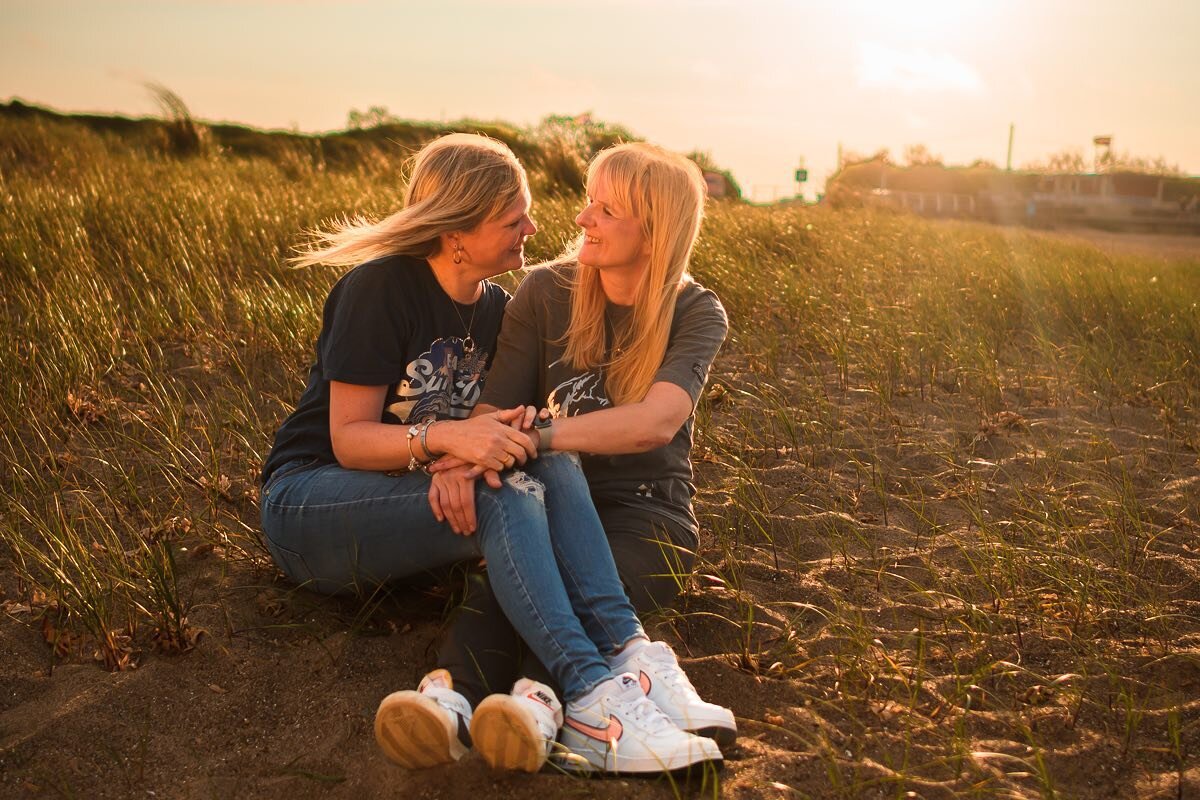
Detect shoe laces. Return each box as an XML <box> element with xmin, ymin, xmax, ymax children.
<box><xmin>615</xmin><ymin>692</ymin><xmax>677</xmax><ymax>736</ymax></box>
<box><xmin>644</xmin><ymin>645</ymin><xmax>700</xmax><ymax>697</ymax></box>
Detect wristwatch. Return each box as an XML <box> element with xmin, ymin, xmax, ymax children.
<box><xmin>533</xmin><ymin>414</ymin><xmax>554</xmax><ymax>451</ymax></box>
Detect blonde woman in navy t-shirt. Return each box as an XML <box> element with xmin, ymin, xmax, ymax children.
<box><xmin>260</xmin><ymin>134</ymin><xmax>722</xmax><ymax>777</ymax></box>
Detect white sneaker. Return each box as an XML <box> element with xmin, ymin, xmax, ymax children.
<box><xmin>374</xmin><ymin>669</ymin><xmax>472</xmax><ymax>769</ymax></box>
<box><xmin>610</xmin><ymin>640</ymin><xmax>737</xmax><ymax>747</ymax></box>
<box><xmin>557</xmin><ymin>672</ymin><xmax>722</xmax><ymax>774</ymax></box>
<box><xmin>471</xmin><ymin>678</ymin><xmax>563</xmax><ymax>772</ymax></box>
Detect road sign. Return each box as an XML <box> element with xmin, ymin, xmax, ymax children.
<box><xmin>794</xmin><ymin>169</ymin><xmax>808</xmax><ymax>183</ymax></box>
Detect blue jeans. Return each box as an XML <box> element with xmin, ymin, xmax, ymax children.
<box><xmin>260</xmin><ymin>452</ymin><xmax>642</xmax><ymax>701</ymax></box>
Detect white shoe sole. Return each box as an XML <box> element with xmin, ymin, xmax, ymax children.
<box><xmin>557</xmin><ymin>729</ymin><xmax>723</xmax><ymax>774</ymax></box>
<box><xmin>675</xmin><ymin>705</ymin><xmax>737</xmax><ymax>748</ymax></box>
<box><xmin>632</xmin><ymin>668</ymin><xmax>738</xmax><ymax>748</ymax></box>
<box><xmin>375</xmin><ymin>690</ymin><xmax>466</xmax><ymax>769</ymax></box>
<box><xmin>471</xmin><ymin>694</ymin><xmax>549</xmax><ymax>772</ymax></box>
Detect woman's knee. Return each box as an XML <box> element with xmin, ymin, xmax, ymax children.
<box><xmin>524</xmin><ymin>451</ymin><xmax>584</xmax><ymax>483</ymax></box>
<box><xmin>473</xmin><ymin>479</ymin><xmax>549</xmax><ymax>541</ymax></box>
<box><xmin>519</xmin><ymin>452</ymin><xmax>591</xmax><ymax>503</ymax></box>
<box><xmin>263</xmin><ymin>535</ymin><xmax>359</xmax><ymax>596</ymax></box>
<box><xmin>476</xmin><ymin>452</ymin><xmax>590</xmax><ymax>512</ymax></box>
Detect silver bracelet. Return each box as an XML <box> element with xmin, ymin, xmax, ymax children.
<box><xmin>420</xmin><ymin>419</ymin><xmax>442</xmax><ymax>462</ymax></box>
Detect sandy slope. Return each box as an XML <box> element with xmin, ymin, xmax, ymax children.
<box><xmin>3</xmin><ymin>354</ymin><xmax>1198</xmax><ymax>798</ymax></box>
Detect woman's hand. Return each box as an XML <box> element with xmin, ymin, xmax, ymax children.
<box><xmin>428</xmin><ymin>407</ymin><xmax>537</xmax><ymax>472</ymax></box>
<box><xmin>515</xmin><ymin>405</ymin><xmax>539</xmax><ymax>431</ymax></box>
<box><xmin>471</xmin><ymin>407</ymin><xmax>550</xmax><ymax>478</ymax></box>
<box><xmin>429</xmin><ymin>454</ymin><xmax>505</xmax><ymax>489</ymax></box>
<box><xmin>429</xmin><ymin>465</ymin><xmax>480</xmax><ymax>535</ymax></box>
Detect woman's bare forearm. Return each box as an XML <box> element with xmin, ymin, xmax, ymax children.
<box><xmin>537</xmin><ymin>382</ymin><xmax>693</xmax><ymax>456</ymax></box>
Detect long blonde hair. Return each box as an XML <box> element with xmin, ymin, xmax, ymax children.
<box><xmin>553</xmin><ymin>142</ymin><xmax>706</xmax><ymax>405</ymax></box>
<box><xmin>291</xmin><ymin>133</ymin><xmax>528</xmax><ymax>268</ymax></box>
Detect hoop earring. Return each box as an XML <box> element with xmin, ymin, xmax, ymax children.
<box><xmin>452</xmin><ymin>240</ymin><xmax>463</xmax><ymax>265</ymax></box>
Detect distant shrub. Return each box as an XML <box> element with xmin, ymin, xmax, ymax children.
<box><xmin>144</xmin><ymin>82</ymin><xmax>212</xmax><ymax>158</ymax></box>
<box><xmin>0</xmin><ymin>100</ymin><xmax>741</xmax><ymax>202</ymax></box>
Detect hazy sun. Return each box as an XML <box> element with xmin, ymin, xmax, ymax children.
<box><xmin>848</xmin><ymin>0</ymin><xmax>993</xmax><ymax>41</ymax></box>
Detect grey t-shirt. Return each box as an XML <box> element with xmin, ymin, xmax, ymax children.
<box><xmin>479</xmin><ymin>264</ymin><xmax>728</xmax><ymax>530</ymax></box>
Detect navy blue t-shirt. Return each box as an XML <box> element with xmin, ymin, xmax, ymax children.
<box><xmin>261</xmin><ymin>254</ymin><xmax>509</xmax><ymax>484</ymax></box>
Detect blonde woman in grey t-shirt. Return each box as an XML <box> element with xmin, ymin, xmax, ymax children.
<box><xmin>425</xmin><ymin>142</ymin><xmax>735</xmax><ymax>771</ymax></box>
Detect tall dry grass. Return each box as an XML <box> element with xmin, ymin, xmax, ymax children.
<box><xmin>2</xmin><ymin>105</ymin><xmax>1199</xmax><ymax>797</ymax></box>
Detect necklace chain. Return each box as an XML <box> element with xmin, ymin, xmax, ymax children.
<box><xmin>451</xmin><ymin>292</ymin><xmax>478</xmax><ymax>354</ymax></box>
<box><xmin>604</xmin><ymin>308</ymin><xmax>626</xmax><ymax>360</ymax></box>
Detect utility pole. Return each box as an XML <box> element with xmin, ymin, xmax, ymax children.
<box><xmin>1006</xmin><ymin>123</ymin><xmax>1014</xmax><ymax>171</ymax></box>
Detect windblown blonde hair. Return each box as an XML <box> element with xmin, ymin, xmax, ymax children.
<box><xmin>291</xmin><ymin>133</ymin><xmax>527</xmax><ymax>268</ymax></box>
<box><xmin>552</xmin><ymin>142</ymin><xmax>706</xmax><ymax>405</ymax></box>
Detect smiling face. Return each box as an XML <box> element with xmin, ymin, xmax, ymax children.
<box><xmin>575</xmin><ymin>175</ymin><xmax>649</xmax><ymax>278</ymax></box>
<box><xmin>455</xmin><ymin>190</ymin><xmax>537</xmax><ymax>278</ymax></box>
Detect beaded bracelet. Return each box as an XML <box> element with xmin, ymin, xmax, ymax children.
<box><xmin>405</xmin><ymin>423</ymin><xmax>423</xmax><ymax>473</ymax></box>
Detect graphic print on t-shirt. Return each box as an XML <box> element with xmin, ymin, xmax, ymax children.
<box><xmin>383</xmin><ymin>337</ymin><xmax>489</xmax><ymax>424</ymax></box>
<box><xmin>545</xmin><ymin>369</ymin><xmax>611</xmax><ymax>420</ymax></box>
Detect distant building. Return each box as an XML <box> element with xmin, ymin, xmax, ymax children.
<box><xmin>703</xmin><ymin>171</ymin><xmax>728</xmax><ymax>199</ymax></box>
<box><xmin>1021</xmin><ymin>172</ymin><xmax>1199</xmax><ymax>230</ymax></box>
<box><xmin>828</xmin><ymin>162</ymin><xmax>1200</xmax><ymax>234</ymax></box>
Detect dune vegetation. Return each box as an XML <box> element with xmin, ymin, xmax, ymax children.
<box><xmin>1</xmin><ymin>103</ymin><xmax>1198</xmax><ymax>799</ymax></box>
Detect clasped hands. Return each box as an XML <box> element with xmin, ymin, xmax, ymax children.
<box><xmin>426</xmin><ymin>405</ymin><xmax>549</xmax><ymax>536</ymax></box>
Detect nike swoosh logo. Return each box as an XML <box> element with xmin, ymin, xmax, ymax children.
<box><xmin>564</xmin><ymin>714</ymin><xmax>623</xmax><ymax>743</ymax></box>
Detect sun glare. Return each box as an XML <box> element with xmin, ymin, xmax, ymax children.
<box><xmin>849</xmin><ymin>0</ymin><xmax>992</xmax><ymax>40</ymax></box>
<box><xmin>857</xmin><ymin>41</ymin><xmax>984</xmax><ymax>94</ymax></box>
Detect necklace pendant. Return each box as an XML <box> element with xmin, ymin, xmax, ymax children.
<box><xmin>462</xmin><ymin>334</ymin><xmax>475</xmax><ymax>354</ymax></box>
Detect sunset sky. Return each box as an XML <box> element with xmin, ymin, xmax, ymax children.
<box><xmin>3</xmin><ymin>0</ymin><xmax>1198</xmax><ymax>201</ymax></box>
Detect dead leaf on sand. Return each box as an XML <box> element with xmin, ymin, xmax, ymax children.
<box><xmin>65</xmin><ymin>390</ymin><xmax>108</xmax><ymax>424</ymax></box>
<box><xmin>152</xmin><ymin>621</ymin><xmax>204</xmax><ymax>655</ymax></box>
<box><xmin>979</xmin><ymin>410</ymin><xmax>1027</xmax><ymax>436</ymax></box>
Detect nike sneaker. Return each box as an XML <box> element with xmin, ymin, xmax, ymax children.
<box><xmin>374</xmin><ymin>668</ymin><xmax>472</xmax><ymax>769</ymax></box>
<box><xmin>471</xmin><ymin>678</ymin><xmax>563</xmax><ymax>772</ymax></box>
<box><xmin>609</xmin><ymin>640</ymin><xmax>737</xmax><ymax>747</ymax></box>
<box><xmin>557</xmin><ymin>672</ymin><xmax>722</xmax><ymax>774</ymax></box>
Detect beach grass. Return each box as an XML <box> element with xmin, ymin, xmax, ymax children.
<box><xmin>1</xmin><ymin>105</ymin><xmax>1198</xmax><ymax>799</ymax></box>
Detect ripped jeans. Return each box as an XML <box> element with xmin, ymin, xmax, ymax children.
<box><xmin>260</xmin><ymin>452</ymin><xmax>642</xmax><ymax>701</ymax></box>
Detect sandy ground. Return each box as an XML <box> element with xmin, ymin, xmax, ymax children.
<box><xmin>3</xmin><ymin>358</ymin><xmax>1199</xmax><ymax>799</ymax></box>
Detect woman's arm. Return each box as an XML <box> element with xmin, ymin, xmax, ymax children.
<box><xmin>329</xmin><ymin>381</ymin><xmax>536</xmax><ymax>472</ymax></box>
<box><xmin>539</xmin><ymin>381</ymin><xmax>692</xmax><ymax>454</ymax></box>
<box><xmin>537</xmin><ymin>288</ymin><xmax>727</xmax><ymax>455</ymax></box>
<box><xmin>465</xmin><ymin>380</ymin><xmax>689</xmax><ymax>456</ymax></box>
<box><xmin>464</xmin><ymin>291</ymin><xmax>726</xmax><ymax>457</ymax></box>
